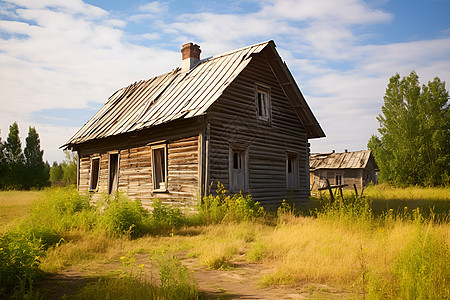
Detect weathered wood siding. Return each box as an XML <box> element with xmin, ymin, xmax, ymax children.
<box><xmin>207</xmin><ymin>54</ymin><xmax>309</xmax><ymax>207</ymax></box>
<box><xmin>76</xmin><ymin>120</ymin><xmax>201</xmax><ymax>209</ymax></box>
<box><xmin>311</xmin><ymin>167</ymin><xmax>376</xmax><ymax>191</ymax></box>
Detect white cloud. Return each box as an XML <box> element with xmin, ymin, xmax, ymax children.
<box><xmin>0</xmin><ymin>0</ymin><xmax>448</xmax><ymax>162</ymax></box>
<box><xmin>138</xmin><ymin>1</ymin><xmax>168</xmax><ymax>14</ymax></box>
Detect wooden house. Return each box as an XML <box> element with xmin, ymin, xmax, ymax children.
<box><xmin>63</xmin><ymin>41</ymin><xmax>325</xmax><ymax>209</ymax></box>
<box><xmin>309</xmin><ymin>150</ymin><xmax>378</xmax><ymax>190</ymax></box>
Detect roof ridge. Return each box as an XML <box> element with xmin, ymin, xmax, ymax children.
<box><xmin>200</xmin><ymin>40</ymin><xmax>273</xmax><ymax>63</ymax></box>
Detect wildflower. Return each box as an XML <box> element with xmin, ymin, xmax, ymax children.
<box><xmin>404</xmin><ymin>206</ymin><xmax>407</xmax><ymax>210</ymax></box>
<box><xmin>120</xmin><ymin>256</ymin><xmax>126</xmax><ymax>261</ymax></box>
<box><xmin>139</xmin><ymin>264</ymin><xmax>144</xmax><ymax>269</ymax></box>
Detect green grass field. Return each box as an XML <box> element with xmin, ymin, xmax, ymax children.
<box><xmin>0</xmin><ymin>186</ymin><xmax>449</xmax><ymax>299</ymax></box>
<box><xmin>0</xmin><ymin>190</ymin><xmax>42</xmax><ymax>234</ymax></box>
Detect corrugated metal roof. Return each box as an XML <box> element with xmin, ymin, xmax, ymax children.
<box><xmin>64</xmin><ymin>40</ymin><xmax>324</xmax><ymax>147</ymax></box>
<box><xmin>310</xmin><ymin>150</ymin><xmax>375</xmax><ymax>170</ymax></box>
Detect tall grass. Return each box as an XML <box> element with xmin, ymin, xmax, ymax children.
<box><xmin>1</xmin><ymin>185</ymin><xmax>448</xmax><ymax>299</ymax></box>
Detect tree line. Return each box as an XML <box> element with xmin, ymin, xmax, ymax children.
<box><xmin>368</xmin><ymin>71</ymin><xmax>449</xmax><ymax>186</ymax></box>
<box><xmin>0</xmin><ymin>122</ymin><xmax>76</xmax><ymax>190</ymax></box>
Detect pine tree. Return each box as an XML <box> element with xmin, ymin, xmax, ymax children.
<box><xmin>24</xmin><ymin>126</ymin><xmax>49</xmax><ymax>188</ymax></box>
<box><xmin>0</xmin><ymin>132</ymin><xmax>5</xmax><ymax>189</ymax></box>
<box><xmin>4</xmin><ymin>122</ymin><xmax>25</xmax><ymax>189</ymax></box>
<box><xmin>368</xmin><ymin>71</ymin><xmax>449</xmax><ymax>186</ymax></box>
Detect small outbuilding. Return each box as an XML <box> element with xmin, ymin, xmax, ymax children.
<box><xmin>309</xmin><ymin>150</ymin><xmax>378</xmax><ymax>190</ymax></box>
<box><xmin>63</xmin><ymin>40</ymin><xmax>325</xmax><ymax>209</ymax></box>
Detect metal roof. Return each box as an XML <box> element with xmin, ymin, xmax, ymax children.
<box><xmin>310</xmin><ymin>150</ymin><xmax>378</xmax><ymax>170</ymax></box>
<box><xmin>64</xmin><ymin>40</ymin><xmax>324</xmax><ymax>148</ymax></box>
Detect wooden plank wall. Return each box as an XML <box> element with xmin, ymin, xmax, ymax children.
<box><xmin>207</xmin><ymin>54</ymin><xmax>309</xmax><ymax>207</ymax></box>
<box><xmin>78</xmin><ymin>135</ymin><xmax>200</xmax><ymax>210</ymax></box>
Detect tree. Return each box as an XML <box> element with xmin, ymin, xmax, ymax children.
<box><xmin>50</xmin><ymin>161</ymin><xmax>63</xmax><ymax>183</ymax></box>
<box><xmin>0</xmin><ymin>132</ymin><xmax>5</xmax><ymax>189</ymax></box>
<box><xmin>49</xmin><ymin>151</ymin><xmax>77</xmax><ymax>186</ymax></box>
<box><xmin>368</xmin><ymin>71</ymin><xmax>449</xmax><ymax>186</ymax></box>
<box><xmin>3</xmin><ymin>122</ymin><xmax>25</xmax><ymax>189</ymax></box>
<box><xmin>24</xmin><ymin>127</ymin><xmax>50</xmax><ymax>188</ymax></box>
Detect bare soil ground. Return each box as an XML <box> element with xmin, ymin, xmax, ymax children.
<box><xmin>35</xmin><ymin>253</ymin><xmax>350</xmax><ymax>299</ymax></box>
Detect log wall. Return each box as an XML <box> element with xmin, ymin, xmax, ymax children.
<box><xmin>207</xmin><ymin>54</ymin><xmax>310</xmax><ymax>207</ymax></box>
<box><xmin>76</xmin><ymin>122</ymin><xmax>201</xmax><ymax>210</ymax></box>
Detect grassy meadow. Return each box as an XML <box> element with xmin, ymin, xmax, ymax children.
<box><xmin>0</xmin><ymin>185</ymin><xmax>449</xmax><ymax>299</ymax></box>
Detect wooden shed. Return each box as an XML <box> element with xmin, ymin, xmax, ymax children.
<box><xmin>63</xmin><ymin>40</ymin><xmax>325</xmax><ymax>209</ymax></box>
<box><xmin>309</xmin><ymin>150</ymin><xmax>378</xmax><ymax>190</ymax></box>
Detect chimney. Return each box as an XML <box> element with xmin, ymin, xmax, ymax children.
<box><xmin>331</xmin><ymin>149</ymin><xmax>335</xmax><ymax>153</ymax></box>
<box><xmin>181</xmin><ymin>42</ymin><xmax>201</xmax><ymax>72</ymax></box>
<box><xmin>344</xmin><ymin>149</ymin><xmax>348</xmax><ymax>153</ymax></box>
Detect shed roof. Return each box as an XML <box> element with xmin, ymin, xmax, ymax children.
<box><xmin>310</xmin><ymin>150</ymin><xmax>378</xmax><ymax>171</ymax></box>
<box><xmin>63</xmin><ymin>40</ymin><xmax>324</xmax><ymax>148</ymax></box>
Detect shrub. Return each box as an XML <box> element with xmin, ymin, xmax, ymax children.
<box><xmin>0</xmin><ymin>232</ymin><xmax>43</xmax><ymax>297</ymax></box>
<box><xmin>150</xmin><ymin>199</ymin><xmax>185</xmax><ymax>233</ymax></box>
<box><xmin>200</xmin><ymin>182</ymin><xmax>263</xmax><ymax>223</ymax></box>
<box><xmin>96</xmin><ymin>193</ymin><xmax>150</xmax><ymax>238</ymax></box>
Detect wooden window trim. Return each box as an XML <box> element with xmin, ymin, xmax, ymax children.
<box><xmin>229</xmin><ymin>145</ymin><xmax>249</xmax><ymax>193</ymax></box>
<box><xmin>286</xmin><ymin>153</ymin><xmax>299</xmax><ymax>190</ymax></box>
<box><xmin>108</xmin><ymin>153</ymin><xmax>120</xmax><ymax>195</ymax></box>
<box><xmin>255</xmin><ymin>84</ymin><xmax>271</xmax><ymax>122</ymax></box>
<box><xmin>89</xmin><ymin>157</ymin><xmax>100</xmax><ymax>192</ymax></box>
<box><xmin>152</xmin><ymin>143</ymin><xmax>168</xmax><ymax>193</ymax></box>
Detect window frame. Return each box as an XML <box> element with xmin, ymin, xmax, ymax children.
<box><xmin>151</xmin><ymin>143</ymin><xmax>168</xmax><ymax>192</ymax></box>
<box><xmin>229</xmin><ymin>145</ymin><xmax>249</xmax><ymax>193</ymax></box>
<box><xmin>286</xmin><ymin>153</ymin><xmax>299</xmax><ymax>190</ymax></box>
<box><xmin>89</xmin><ymin>157</ymin><xmax>100</xmax><ymax>192</ymax></box>
<box><xmin>335</xmin><ymin>172</ymin><xmax>343</xmax><ymax>186</ymax></box>
<box><xmin>108</xmin><ymin>152</ymin><xmax>120</xmax><ymax>195</ymax></box>
<box><xmin>255</xmin><ymin>85</ymin><xmax>271</xmax><ymax>122</ymax></box>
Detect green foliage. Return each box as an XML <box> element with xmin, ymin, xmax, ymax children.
<box><xmin>3</xmin><ymin>122</ymin><xmax>25</xmax><ymax>189</ymax></box>
<box><xmin>78</xmin><ymin>254</ymin><xmax>200</xmax><ymax>300</ymax></box>
<box><xmin>156</xmin><ymin>253</ymin><xmax>200</xmax><ymax>299</ymax></box>
<box><xmin>315</xmin><ymin>193</ymin><xmax>373</xmax><ymax>228</ymax></box>
<box><xmin>49</xmin><ymin>150</ymin><xmax>77</xmax><ymax>186</ymax></box>
<box><xmin>368</xmin><ymin>72</ymin><xmax>449</xmax><ymax>186</ymax></box>
<box><xmin>151</xmin><ymin>199</ymin><xmax>185</xmax><ymax>233</ymax></box>
<box><xmin>24</xmin><ymin>127</ymin><xmax>50</xmax><ymax>189</ymax></box>
<box><xmin>0</xmin><ymin>231</ymin><xmax>43</xmax><ymax>297</ymax></box>
<box><xmin>96</xmin><ymin>193</ymin><xmax>150</xmax><ymax>238</ymax></box>
<box><xmin>0</xmin><ymin>123</ymin><xmax>51</xmax><ymax>190</ymax></box>
<box><xmin>14</xmin><ymin>187</ymin><xmax>94</xmax><ymax>246</ymax></box>
<box><xmin>394</xmin><ymin>213</ymin><xmax>450</xmax><ymax>299</ymax></box>
<box><xmin>200</xmin><ymin>182</ymin><xmax>263</xmax><ymax>223</ymax></box>
<box><xmin>49</xmin><ymin>161</ymin><xmax>63</xmax><ymax>182</ymax></box>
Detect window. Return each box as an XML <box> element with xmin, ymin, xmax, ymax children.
<box><xmin>286</xmin><ymin>154</ymin><xmax>299</xmax><ymax>189</ymax></box>
<box><xmin>335</xmin><ymin>174</ymin><xmax>343</xmax><ymax>185</ymax></box>
<box><xmin>89</xmin><ymin>158</ymin><xmax>100</xmax><ymax>191</ymax></box>
<box><xmin>256</xmin><ymin>87</ymin><xmax>270</xmax><ymax>121</ymax></box>
<box><xmin>230</xmin><ymin>147</ymin><xmax>248</xmax><ymax>192</ymax></box>
<box><xmin>152</xmin><ymin>145</ymin><xmax>167</xmax><ymax>191</ymax></box>
<box><xmin>108</xmin><ymin>153</ymin><xmax>119</xmax><ymax>195</ymax></box>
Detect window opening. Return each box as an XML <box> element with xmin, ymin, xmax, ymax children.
<box><xmin>287</xmin><ymin>155</ymin><xmax>298</xmax><ymax>189</ymax></box>
<box><xmin>108</xmin><ymin>153</ymin><xmax>119</xmax><ymax>195</ymax></box>
<box><xmin>256</xmin><ymin>88</ymin><xmax>270</xmax><ymax>121</ymax></box>
<box><xmin>230</xmin><ymin>148</ymin><xmax>247</xmax><ymax>192</ymax></box>
<box><xmin>152</xmin><ymin>146</ymin><xmax>167</xmax><ymax>191</ymax></box>
<box><xmin>90</xmin><ymin>158</ymin><xmax>100</xmax><ymax>191</ymax></box>
<box><xmin>335</xmin><ymin>174</ymin><xmax>343</xmax><ymax>185</ymax></box>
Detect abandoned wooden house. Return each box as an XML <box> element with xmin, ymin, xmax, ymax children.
<box><xmin>309</xmin><ymin>150</ymin><xmax>378</xmax><ymax>190</ymax></box>
<box><xmin>63</xmin><ymin>40</ymin><xmax>325</xmax><ymax>208</ymax></box>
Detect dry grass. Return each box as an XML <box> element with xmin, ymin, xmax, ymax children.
<box><xmin>2</xmin><ymin>187</ymin><xmax>449</xmax><ymax>299</ymax></box>
<box><xmin>0</xmin><ymin>190</ymin><xmax>42</xmax><ymax>233</ymax></box>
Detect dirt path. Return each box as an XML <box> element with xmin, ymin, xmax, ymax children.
<box><xmin>35</xmin><ymin>254</ymin><xmax>349</xmax><ymax>299</ymax></box>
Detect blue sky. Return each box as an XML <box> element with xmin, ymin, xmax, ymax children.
<box><xmin>0</xmin><ymin>0</ymin><xmax>449</xmax><ymax>163</ymax></box>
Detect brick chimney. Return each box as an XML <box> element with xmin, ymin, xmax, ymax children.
<box><xmin>181</xmin><ymin>42</ymin><xmax>201</xmax><ymax>72</ymax></box>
